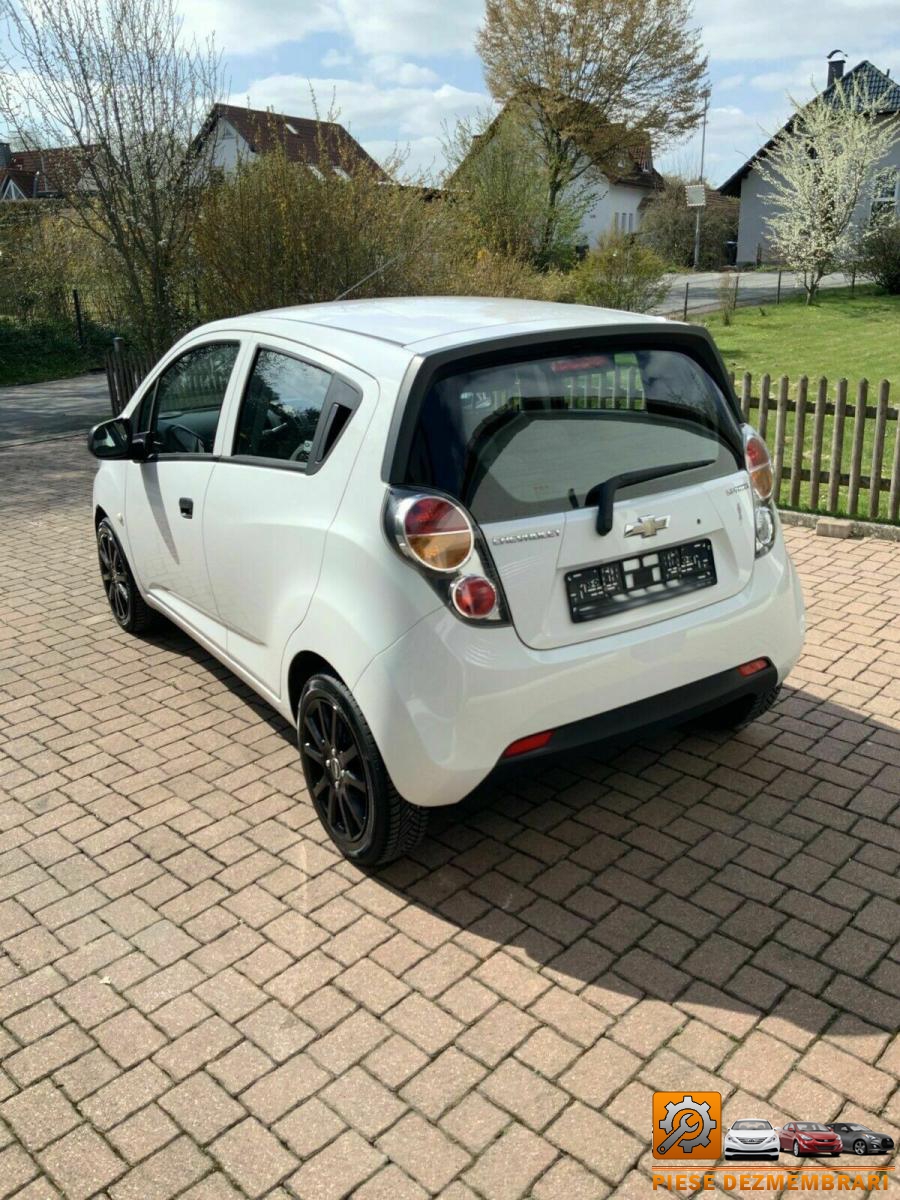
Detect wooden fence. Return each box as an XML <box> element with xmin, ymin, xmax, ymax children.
<box><xmin>104</xmin><ymin>339</ymin><xmax>156</xmax><ymax>417</ymax></box>
<box><xmin>728</xmin><ymin>372</ymin><xmax>900</xmax><ymax>523</ymax></box>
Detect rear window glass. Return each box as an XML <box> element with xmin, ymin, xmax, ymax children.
<box><xmin>403</xmin><ymin>346</ymin><xmax>741</xmax><ymax>522</ymax></box>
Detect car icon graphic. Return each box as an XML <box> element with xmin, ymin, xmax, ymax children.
<box><xmin>724</xmin><ymin>1119</ymin><xmax>779</xmax><ymax>1161</ymax></box>
<box><xmin>825</xmin><ymin>1124</ymin><xmax>896</xmax><ymax>1156</ymax></box>
<box><xmin>778</xmin><ymin>1122</ymin><xmax>842</xmax><ymax>1156</ymax></box>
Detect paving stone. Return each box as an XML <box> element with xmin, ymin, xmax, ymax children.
<box><xmin>210</xmin><ymin>1117</ymin><xmax>298</xmax><ymax>1198</ymax></box>
<box><xmin>464</xmin><ymin>1121</ymin><xmax>557</xmax><ymax>1200</ymax></box>
<box><xmin>378</xmin><ymin>1112</ymin><xmax>471</xmax><ymax>1193</ymax></box>
<box><xmin>38</xmin><ymin>1126</ymin><xmax>127</xmax><ymax>1200</ymax></box>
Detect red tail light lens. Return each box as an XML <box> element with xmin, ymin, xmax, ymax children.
<box><xmin>503</xmin><ymin>729</ymin><xmax>553</xmax><ymax>758</ymax></box>
<box><xmin>451</xmin><ymin>575</ymin><xmax>497</xmax><ymax>619</ymax></box>
<box><xmin>399</xmin><ymin>496</ymin><xmax>473</xmax><ymax>572</ymax></box>
<box><xmin>743</xmin><ymin>429</ymin><xmax>773</xmax><ymax>501</ymax></box>
<box><xmin>738</xmin><ymin>657</ymin><xmax>769</xmax><ymax>677</ymax></box>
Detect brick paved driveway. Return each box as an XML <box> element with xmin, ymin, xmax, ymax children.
<box><xmin>1</xmin><ymin>435</ymin><xmax>899</xmax><ymax>1200</ymax></box>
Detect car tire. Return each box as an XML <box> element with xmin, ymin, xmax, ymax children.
<box><xmin>96</xmin><ymin>518</ymin><xmax>157</xmax><ymax>635</ymax></box>
<box><xmin>853</xmin><ymin>1140</ymin><xmax>867</xmax><ymax>1156</ymax></box>
<box><xmin>700</xmin><ymin>684</ymin><xmax>781</xmax><ymax>731</ymax></box>
<box><xmin>297</xmin><ymin>673</ymin><xmax>428</xmax><ymax>867</ymax></box>
<box><xmin>793</xmin><ymin>1141</ymin><xmax>800</xmax><ymax>1157</ymax></box>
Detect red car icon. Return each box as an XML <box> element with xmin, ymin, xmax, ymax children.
<box><xmin>779</xmin><ymin>1123</ymin><xmax>842</xmax><ymax>1156</ymax></box>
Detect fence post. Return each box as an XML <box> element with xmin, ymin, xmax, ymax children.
<box><xmin>868</xmin><ymin>380</ymin><xmax>890</xmax><ymax>521</ymax></box>
<box><xmin>758</xmin><ymin>373</ymin><xmax>771</xmax><ymax>441</ymax></box>
<box><xmin>847</xmin><ymin>379</ymin><xmax>868</xmax><ymax>517</ymax></box>
<box><xmin>828</xmin><ymin>379</ymin><xmax>848</xmax><ymax>513</ymax></box>
<box><xmin>889</xmin><ymin>391</ymin><xmax>900</xmax><ymax>524</ymax></box>
<box><xmin>808</xmin><ymin>377</ymin><xmax>828</xmax><ymax>510</ymax></box>
<box><xmin>72</xmin><ymin>289</ymin><xmax>85</xmax><ymax>350</ymax></box>
<box><xmin>683</xmin><ymin>282</ymin><xmax>689</xmax><ymax>321</ymax></box>
<box><xmin>789</xmin><ymin>376</ymin><xmax>808</xmax><ymax>508</ymax></box>
<box><xmin>741</xmin><ymin>372</ymin><xmax>752</xmax><ymax>422</ymax></box>
<box><xmin>733</xmin><ymin>273</ymin><xmax>740</xmax><ymax>308</ymax></box>
<box><xmin>776</xmin><ymin>270</ymin><xmax>782</xmax><ymax>305</ymax></box>
<box><xmin>772</xmin><ymin>376</ymin><xmax>789</xmax><ymax>502</ymax></box>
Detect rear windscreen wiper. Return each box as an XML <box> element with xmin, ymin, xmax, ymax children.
<box><xmin>584</xmin><ymin>460</ymin><xmax>715</xmax><ymax>535</ymax></box>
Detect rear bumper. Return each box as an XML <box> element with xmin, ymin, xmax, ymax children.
<box><xmin>499</xmin><ymin>661</ymin><xmax>778</xmax><ymax>764</ymax></box>
<box><xmin>353</xmin><ymin>542</ymin><xmax>805</xmax><ymax>807</ymax></box>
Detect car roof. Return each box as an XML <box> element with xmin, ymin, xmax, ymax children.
<box><xmin>214</xmin><ymin>296</ymin><xmax>669</xmax><ymax>355</ymax></box>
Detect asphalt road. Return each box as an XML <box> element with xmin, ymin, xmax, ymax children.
<box><xmin>656</xmin><ymin>269</ymin><xmax>848</xmax><ymax>316</ymax></box>
<box><xmin>0</xmin><ymin>372</ymin><xmax>111</xmax><ymax>445</ymax></box>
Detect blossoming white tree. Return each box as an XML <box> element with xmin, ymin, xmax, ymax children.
<box><xmin>758</xmin><ymin>75</ymin><xmax>898</xmax><ymax>304</ymax></box>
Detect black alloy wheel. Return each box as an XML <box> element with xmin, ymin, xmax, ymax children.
<box><xmin>96</xmin><ymin>518</ymin><xmax>155</xmax><ymax>634</ymax></box>
<box><xmin>297</xmin><ymin>674</ymin><xmax>428</xmax><ymax>866</ymax></box>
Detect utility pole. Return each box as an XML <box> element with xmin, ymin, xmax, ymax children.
<box><xmin>692</xmin><ymin>88</ymin><xmax>711</xmax><ymax>270</ymax></box>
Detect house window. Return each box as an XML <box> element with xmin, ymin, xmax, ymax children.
<box><xmin>871</xmin><ymin>168</ymin><xmax>898</xmax><ymax>222</ymax></box>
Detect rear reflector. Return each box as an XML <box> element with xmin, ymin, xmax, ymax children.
<box><xmin>502</xmin><ymin>730</ymin><xmax>554</xmax><ymax>758</ymax></box>
<box><xmin>737</xmin><ymin>657</ymin><xmax>769</xmax><ymax>677</ymax></box>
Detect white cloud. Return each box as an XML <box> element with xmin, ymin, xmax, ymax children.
<box><xmin>694</xmin><ymin>0</ymin><xmax>899</xmax><ymax>66</ymax></box>
<box><xmin>322</xmin><ymin>49</ymin><xmax>354</xmax><ymax>69</ymax></box>
<box><xmin>366</xmin><ymin>56</ymin><xmax>440</xmax><ymax>86</ymax></box>
<box><xmin>186</xmin><ymin>0</ymin><xmax>484</xmax><ymax>59</ymax></box>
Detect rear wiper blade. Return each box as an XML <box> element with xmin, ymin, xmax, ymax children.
<box><xmin>584</xmin><ymin>460</ymin><xmax>715</xmax><ymax>535</ymax></box>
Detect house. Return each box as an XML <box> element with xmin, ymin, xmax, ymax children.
<box><xmin>194</xmin><ymin>104</ymin><xmax>390</xmax><ymax>181</ymax></box>
<box><xmin>720</xmin><ymin>56</ymin><xmax>900</xmax><ymax>264</ymax></box>
<box><xmin>451</xmin><ymin>101</ymin><xmax>664</xmax><ymax>249</ymax></box>
<box><xmin>0</xmin><ymin>143</ymin><xmax>96</xmax><ymax>201</ymax></box>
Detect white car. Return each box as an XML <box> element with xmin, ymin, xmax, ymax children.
<box><xmin>725</xmin><ymin>1119</ymin><xmax>780</xmax><ymax>1161</ymax></box>
<box><xmin>88</xmin><ymin>297</ymin><xmax>805</xmax><ymax>865</ymax></box>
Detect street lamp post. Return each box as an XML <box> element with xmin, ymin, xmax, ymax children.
<box><xmin>692</xmin><ymin>89</ymin><xmax>711</xmax><ymax>270</ymax></box>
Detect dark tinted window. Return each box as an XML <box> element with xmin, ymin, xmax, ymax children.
<box><xmin>404</xmin><ymin>346</ymin><xmax>741</xmax><ymax>522</ymax></box>
<box><xmin>150</xmin><ymin>343</ymin><xmax>239</xmax><ymax>454</ymax></box>
<box><xmin>796</xmin><ymin>1125</ymin><xmax>828</xmax><ymax>1132</ymax></box>
<box><xmin>234</xmin><ymin>349</ymin><xmax>331</xmax><ymax>464</ymax></box>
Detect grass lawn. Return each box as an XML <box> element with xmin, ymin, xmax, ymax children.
<box><xmin>699</xmin><ymin>288</ymin><xmax>900</xmax><ymax>523</ymax></box>
<box><xmin>700</xmin><ymin>286</ymin><xmax>900</xmax><ymax>386</ymax></box>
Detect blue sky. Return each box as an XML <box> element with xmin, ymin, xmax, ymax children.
<box><xmin>182</xmin><ymin>0</ymin><xmax>899</xmax><ymax>186</ymax></box>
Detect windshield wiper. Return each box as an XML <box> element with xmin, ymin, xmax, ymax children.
<box><xmin>584</xmin><ymin>460</ymin><xmax>715</xmax><ymax>535</ymax></box>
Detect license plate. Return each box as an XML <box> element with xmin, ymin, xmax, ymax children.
<box><xmin>565</xmin><ymin>538</ymin><xmax>717</xmax><ymax>623</ymax></box>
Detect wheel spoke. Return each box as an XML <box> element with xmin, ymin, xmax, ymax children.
<box><xmin>344</xmin><ymin>771</ymin><xmax>366</xmax><ymax>793</ymax></box>
<box><xmin>338</xmin><ymin>745</ymin><xmax>358</xmax><ymax>767</ymax></box>
<box><xmin>327</xmin><ymin>786</ymin><xmax>338</xmax><ymax>829</ymax></box>
<box><xmin>303</xmin><ymin>742</ymin><xmax>323</xmax><ymax>765</ymax></box>
<box><xmin>304</xmin><ymin>714</ymin><xmax>325</xmax><ymax>749</ymax></box>
<box><xmin>312</xmin><ymin>774</ymin><xmax>329</xmax><ymax>798</ymax></box>
<box><xmin>330</xmin><ymin>704</ymin><xmax>338</xmax><ymax>747</ymax></box>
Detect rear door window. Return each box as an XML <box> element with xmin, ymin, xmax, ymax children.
<box><xmin>233</xmin><ymin>349</ymin><xmax>331</xmax><ymax>465</ymax></box>
<box><xmin>402</xmin><ymin>345</ymin><xmax>742</xmax><ymax>522</ymax></box>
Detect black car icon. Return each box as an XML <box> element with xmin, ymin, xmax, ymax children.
<box><xmin>825</xmin><ymin>1124</ymin><xmax>896</xmax><ymax>1155</ymax></box>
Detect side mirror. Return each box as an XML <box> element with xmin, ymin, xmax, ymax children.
<box><xmin>87</xmin><ymin>417</ymin><xmax>132</xmax><ymax>460</ymax></box>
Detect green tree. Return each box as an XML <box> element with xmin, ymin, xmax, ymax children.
<box><xmin>476</xmin><ymin>0</ymin><xmax>707</xmax><ymax>262</ymax></box>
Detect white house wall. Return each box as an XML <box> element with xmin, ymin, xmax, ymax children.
<box><xmin>576</xmin><ymin>172</ymin><xmax>650</xmax><ymax>247</ymax></box>
<box><xmin>206</xmin><ymin>120</ymin><xmax>251</xmax><ymax>172</ymax></box>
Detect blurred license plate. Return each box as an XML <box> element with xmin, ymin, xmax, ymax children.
<box><xmin>566</xmin><ymin>538</ymin><xmax>716</xmax><ymax>623</ymax></box>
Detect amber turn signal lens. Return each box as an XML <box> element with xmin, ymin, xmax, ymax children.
<box><xmin>402</xmin><ymin>496</ymin><xmax>473</xmax><ymax>572</ymax></box>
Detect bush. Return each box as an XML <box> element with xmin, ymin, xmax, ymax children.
<box><xmin>639</xmin><ymin>176</ymin><xmax>739</xmax><ymax>269</ymax></box>
<box><xmin>570</xmin><ymin>232</ymin><xmax>668</xmax><ymax>312</ymax></box>
<box><xmin>856</xmin><ymin>219</ymin><xmax>900</xmax><ymax>294</ymax></box>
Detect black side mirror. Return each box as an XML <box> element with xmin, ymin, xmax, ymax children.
<box><xmin>88</xmin><ymin>417</ymin><xmax>132</xmax><ymax>460</ymax></box>
<box><xmin>129</xmin><ymin>432</ymin><xmax>154</xmax><ymax>461</ymax></box>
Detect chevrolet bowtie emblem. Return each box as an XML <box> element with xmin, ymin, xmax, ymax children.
<box><xmin>624</xmin><ymin>515</ymin><xmax>670</xmax><ymax>538</ymax></box>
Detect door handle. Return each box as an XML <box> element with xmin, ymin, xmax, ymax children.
<box><xmin>179</xmin><ymin>497</ymin><xmax>194</xmax><ymax>519</ymax></box>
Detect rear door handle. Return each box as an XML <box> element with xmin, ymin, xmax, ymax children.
<box><xmin>179</xmin><ymin>497</ymin><xmax>194</xmax><ymax>519</ymax></box>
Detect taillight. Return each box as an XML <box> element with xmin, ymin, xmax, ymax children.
<box><xmin>452</xmin><ymin>575</ymin><xmax>497</xmax><ymax>619</ymax></box>
<box><xmin>742</xmin><ymin>425</ymin><xmax>777</xmax><ymax>558</ymax></box>
<box><xmin>386</xmin><ymin>490</ymin><xmax>508</xmax><ymax>624</ymax></box>
<box><xmin>743</xmin><ymin>428</ymin><xmax>773</xmax><ymax>501</ymax></box>
<box><xmin>503</xmin><ymin>729</ymin><xmax>553</xmax><ymax>758</ymax></box>
<box><xmin>397</xmin><ymin>495</ymin><xmax>473</xmax><ymax>572</ymax></box>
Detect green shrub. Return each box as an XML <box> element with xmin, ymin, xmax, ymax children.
<box><xmin>857</xmin><ymin>219</ymin><xmax>900</xmax><ymax>294</ymax></box>
<box><xmin>570</xmin><ymin>232</ymin><xmax>668</xmax><ymax>313</ymax></box>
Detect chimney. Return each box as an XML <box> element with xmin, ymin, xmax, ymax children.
<box><xmin>827</xmin><ymin>50</ymin><xmax>846</xmax><ymax>88</ymax></box>
<box><xmin>0</xmin><ymin>142</ymin><xmax>10</xmax><ymax>168</ymax></box>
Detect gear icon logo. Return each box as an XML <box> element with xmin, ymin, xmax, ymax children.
<box><xmin>652</xmin><ymin>1091</ymin><xmax>722</xmax><ymax>1160</ymax></box>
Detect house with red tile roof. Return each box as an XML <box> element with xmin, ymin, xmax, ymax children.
<box><xmin>0</xmin><ymin>143</ymin><xmax>97</xmax><ymax>201</ymax></box>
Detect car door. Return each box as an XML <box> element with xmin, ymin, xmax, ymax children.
<box><xmin>780</xmin><ymin>1125</ymin><xmax>792</xmax><ymax>1151</ymax></box>
<box><xmin>202</xmin><ymin>339</ymin><xmax>369</xmax><ymax>698</ymax></box>
<box><xmin>124</xmin><ymin>338</ymin><xmax>243</xmax><ymax>646</ymax></box>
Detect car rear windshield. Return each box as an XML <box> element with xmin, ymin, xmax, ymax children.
<box><xmin>402</xmin><ymin>344</ymin><xmax>742</xmax><ymax>523</ymax></box>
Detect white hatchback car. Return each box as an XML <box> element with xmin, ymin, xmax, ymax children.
<box><xmin>89</xmin><ymin>298</ymin><xmax>805</xmax><ymax>865</ymax></box>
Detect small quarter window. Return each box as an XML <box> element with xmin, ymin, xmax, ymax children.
<box><xmin>234</xmin><ymin>349</ymin><xmax>331</xmax><ymax>465</ymax></box>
